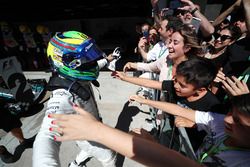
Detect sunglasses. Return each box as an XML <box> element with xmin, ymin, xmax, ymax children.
<box><xmin>214</xmin><ymin>33</ymin><xmax>232</xmax><ymax>41</ymax></box>
<box><xmin>176</xmin><ymin>9</ymin><xmax>189</xmax><ymax>16</ymax></box>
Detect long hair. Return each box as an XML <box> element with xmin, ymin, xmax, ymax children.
<box><xmin>176</xmin><ymin>24</ymin><xmax>202</xmax><ymax>58</ymax></box>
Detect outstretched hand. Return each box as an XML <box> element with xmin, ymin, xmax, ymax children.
<box><xmin>123</xmin><ymin>62</ymin><xmax>137</xmax><ymax>73</ymax></box>
<box><xmin>129</xmin><ymin>95</ymin><xmax>146</xmax><ymax>104</ymax></box>
<box><xmin>111</xmin><ymin>71</ymin><xmax>126</xmax><ymax>80</ymax></box>
<box><xmin>49</xmin><ymin>105</ymin><xmax>100</xmax><ymax>142</ymax></box>
<box><xmin>175</xmin><ymin>116</ymin><xmax>195</xmax><ymax>128</ymax></box>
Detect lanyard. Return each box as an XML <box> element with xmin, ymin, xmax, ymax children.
<box><xmin>198</xmin><ymin>136</ymin><xmax>249</xmax><ymax>163</ymax></box>
<box><xmin>158</xmin><ymin>47</ymin><xmax>167</xmax><ymax>58</ymax></box>
<box><xmin>167</xmin><ymin>64</ymin><xmax>173</xmax><ymax>80</ymax></box>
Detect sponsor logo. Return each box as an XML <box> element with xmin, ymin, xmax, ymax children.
<box><xmin>85</xmin><ymin>42</ymin><xmax>93</xmax><ymax>51</ymax></box>
<box><xmin>47</xmin><ymin>105</ymin><xmax>60</xmax><ymax>110</ymax></box>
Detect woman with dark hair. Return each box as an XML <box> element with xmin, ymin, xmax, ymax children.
<box><xmin>204</xmin><ymin>25</ymin><xmax>241</xmax><ymax>69</ymax></box>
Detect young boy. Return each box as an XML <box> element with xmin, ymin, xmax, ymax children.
<box><xmin>115</xmin><ymin>57</ymin><xmax>223</xmax><ymax>150</ymax></box>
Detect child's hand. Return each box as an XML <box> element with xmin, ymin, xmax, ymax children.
<box><xmin>175</xmin><ymin>116</ymin><xmax>195</xmax><ymax>128</ymax></box>
<box><xmin>129</xmin><ymin>95</ymin><xmax>146</xmax><ymax>104</ymax></box>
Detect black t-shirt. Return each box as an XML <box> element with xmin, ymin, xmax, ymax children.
<box><xmin>162</xmin><ymin>80</ymin><xmax>224</xmax><ymax>151</ymax></box>
<box><xmin>210</xmin><ymin>51</ymin><xmax>229</xmax><ymax>70</ymax></box>
<box><xmin>178</xmin><ymin>91</ymin><xmax>224</xmax><ymax>151</ymax></box>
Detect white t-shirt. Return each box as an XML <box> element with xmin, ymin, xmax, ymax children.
<box><xmin>146</xmin><ymin>41</ymin><xmax>169</xmax><ymax>62</ymax></box>
<box><xmin>195</xmin><ymin>111</ymin><xmax>250</xmax><ymax>167</ymax></box>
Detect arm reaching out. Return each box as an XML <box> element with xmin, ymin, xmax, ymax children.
<box><xmin>113</xmin><ymin>71</ymin><xmax>162</xmax><ymax>90</ymax></box>
<box><xmin>49</xmin><ymin>106</ymin><xmax>200</xmax><ymax>167</ymax></box>
<box><xmin>123</xmin><ymin>62</ymin><xmax>138</xmax><ymax>72</ymax></box>
<box><xmin>212</xmin><ymin>0</ymin><xmax>242</xmax><ymax>27</ymax></box>
<box><xmin>129</xmin><ymin>95</ymin><xmax>196</xmax><ymax>122</ymax></box>
<box><xmin>180</xmin><ymin>0</ymin><xmax>214</xmax><ymax>37</ymax></box>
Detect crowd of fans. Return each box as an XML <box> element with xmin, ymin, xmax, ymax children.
<box><xmin>0</xmin><ymin>0</ymin><xmax>250</xmax><ymax>166</ymax></box>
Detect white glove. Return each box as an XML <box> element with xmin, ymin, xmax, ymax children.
<box><xmin>112</xmin><ymin>47</ymin><xmax>121</xmax><ymax>60</ymax></box>
<box><xmin>107</xmin><ymin>47</ymin><xmax>121</xmax><ymax>71</ymax></box>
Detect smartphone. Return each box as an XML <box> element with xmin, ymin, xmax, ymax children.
<box><xmin>191</xmin><ymin>17</ymin><xmax>201</xmax><ymax>33</ymax></box>
<box><xmin>169</xmin><ymin>0</ymin><xmax>182</xmax><ymax>10</ymax></box>
<box><xmin>142</xmin><ymin>31</ymin><xmax>149</xmax><ymax>39</ymax></box>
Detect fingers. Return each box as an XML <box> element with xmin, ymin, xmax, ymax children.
<box><xmin>214</xmin><ymin>70</ymin><xmax>226</xmax><ymax>83</ymax></box>
<box><xmin>53</xmin><ymin>134</ymin><xmax>72</xmax><ymax>142</ymax></box>
<box><xmin>73</xmin><ymin>105</ymin><xmax>88</xmax><ymax>115</ymax></box>
<box><xmin>112</xmin><ymin>47</ymin><xmax>121</xmax><ymax>58</ymax></box>
<box><xmin>231</xmin><ymin>76</ymin><xmax>246</xmax><ymax>91</ymax></box>
<box><xmin>175</xmin><ymin>116</ymin><xmax>195</xmax><ymax>128</ymax></box>
<box><xmin>129</xmin><ymin>95</ymin><xmax>139</xmax><ymax>102</ymax></box>
<box><xmin>131</xmin><ymin>128</ymin><xmax>142</xmax><ymax>134</ymax></box>
<box><xmin>123</xmin><ymin>63</ymin><xmax>131</xmax><ymax>72</ymax></box>
<box><xmin>129</xmin><ymin>96</ymin><xmax>136</xmax><ymax>103</ymax></box>
<box><xmin>222</xmin><ymin>76</ymin><xmax>249</xmax><ymax>96</ymax></box>
<box><xmin>50</xmin><ymin>126</ymin><xmax>64</xmax><ymax>136</ymax></box>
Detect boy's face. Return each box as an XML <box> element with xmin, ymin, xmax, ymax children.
<box><xmin>173</xmin><ymin>75</ymin><xmax>197</xmax><ymax>98</ymax></box>
<box><xmin>224</xmin><ymin>107</ymin><xmax>250</xmax><ymax>148</ymax></box>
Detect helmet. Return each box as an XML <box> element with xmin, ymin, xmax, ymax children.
<box><xmin>47</xmin><ymin>31</ymin><xmax>104</xmax><ymax>80</ymax></box>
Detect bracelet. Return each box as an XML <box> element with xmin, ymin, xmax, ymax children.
<box><xmin>191</xmin><ymin>7</ymin><xmax>198</xmax><ymax>15</ymax></box>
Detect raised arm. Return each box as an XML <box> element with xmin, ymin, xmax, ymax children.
<box><xmin>212</xmin><ymin>0</ymin><xmax>242</xmax><ymax>27</ymax></box>
<box><xmin>50</xmin><ymin>106</ymin><xmax>200</xmax><ymax>167</ymax></box>
<box><xmin>137</xmin><ymin>37</ymin><xmax>149</xmax><ymax>62</ymax></box>
<box><xmin>180</xmin><ymin>0</ymin><xmax>215</xmax><ymax>37</ymax></box>
<box><xmin>129</xmin><ymin>95</ymin><xmax>196</xmax><ymax>122</ymax></box>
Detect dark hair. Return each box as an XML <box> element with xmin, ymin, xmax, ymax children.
<box><xmin>221</xmin><ymin>24</ymin><xmax>241</xmax><ymax>41</ymax></box>
<box><xmin>163</xmin><ymin>16</ymin><xmax>183</xmax><ymax>33</ymax></box>
<box><xmin>176</xmin><ymin>57</ymin><xmax>217</xmax><ymax>89</ymax></box>
<box><xmin>231</xmin><ymin>94</ymin><xmax>250</xmax><ymax>116</ymax></box>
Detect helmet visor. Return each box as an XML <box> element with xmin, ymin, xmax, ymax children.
<box><xmin>77</xmin><ymin>38</ymin><xmax>104</xmax><ymax>62</ymax></box>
